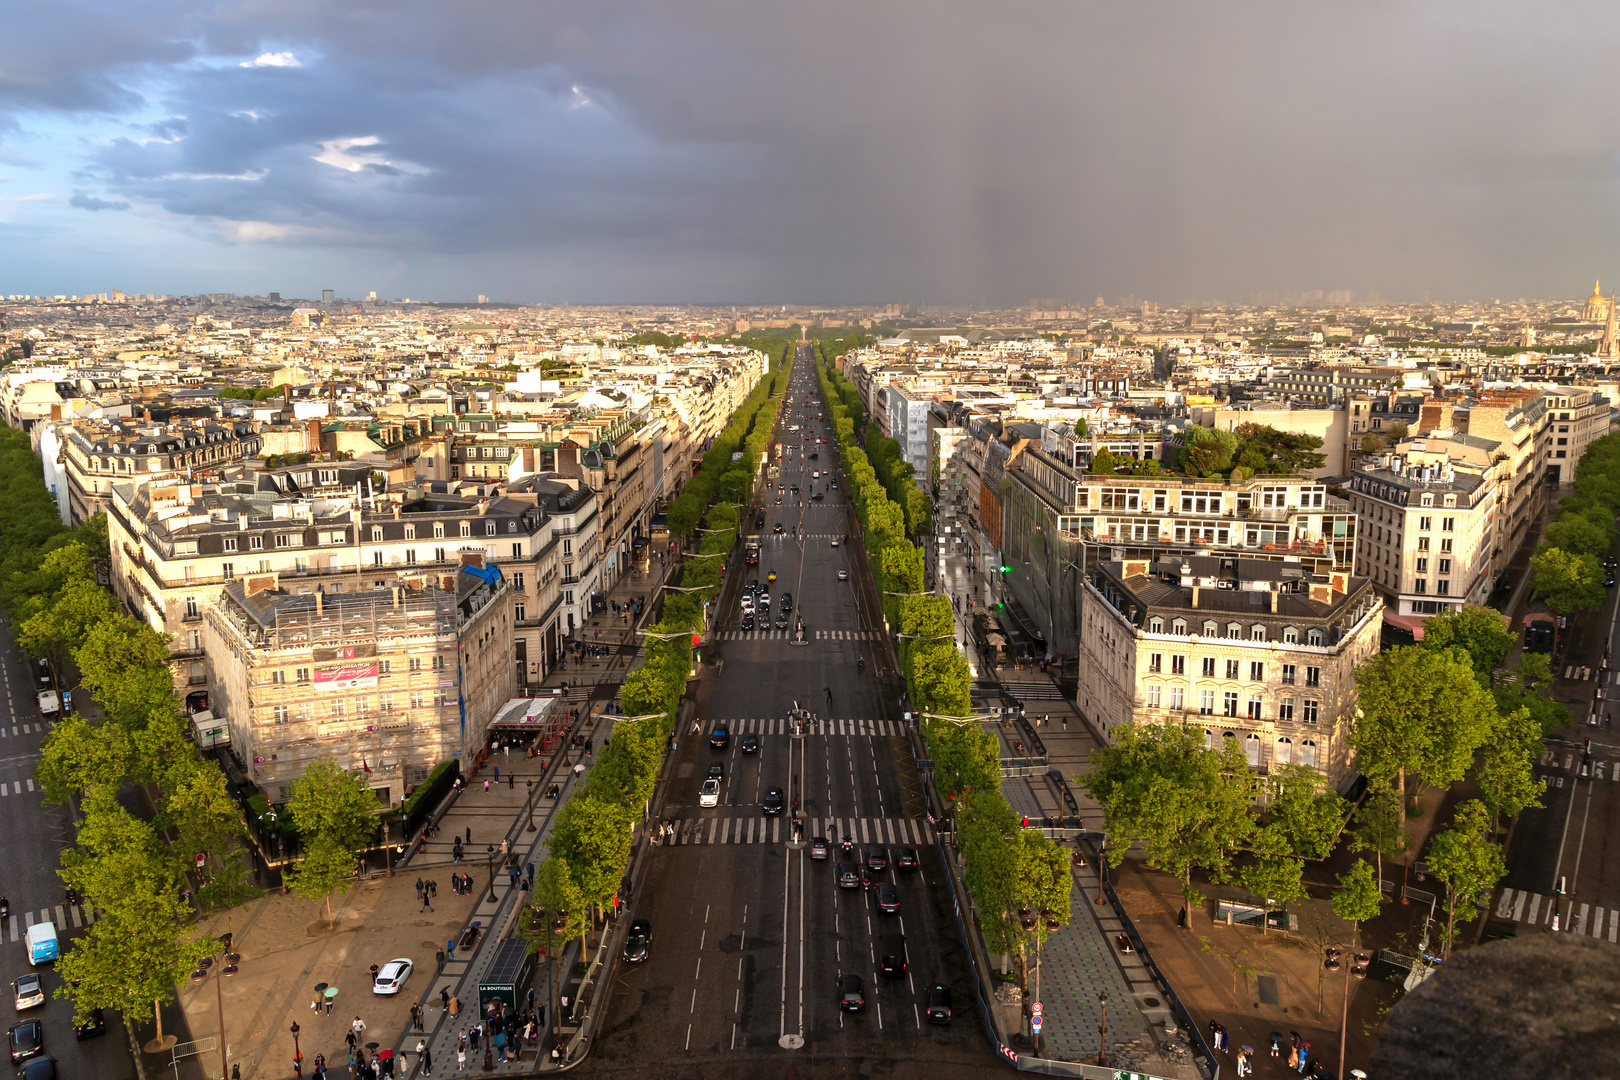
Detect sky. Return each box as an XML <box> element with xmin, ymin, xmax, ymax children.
<box><xmin>3</xmin><ymin>1</ymin><xmax>1619</xmax><ymax>306</ymax></box>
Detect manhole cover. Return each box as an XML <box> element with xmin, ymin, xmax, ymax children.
<box><xmin>778</xmin><ymin>1034</ymin><xmax>804</xmax><ymax>1050</ymax></box>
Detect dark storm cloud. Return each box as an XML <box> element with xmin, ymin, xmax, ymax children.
<box><xmin>16</xmin><ymin>1</ymin><xmax>1620</xmax><ymax>300</ymax></box>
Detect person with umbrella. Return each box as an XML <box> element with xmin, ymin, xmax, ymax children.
<box><xmin>1269</xmin><ymin>1032</ymin><xmax>1283</xmax><ymax>1058</ymax></box>
<box><xmin>1236</xmin><ymin>1045</ymin><xmax>1255</xmax><ymax>1077</ymax></box>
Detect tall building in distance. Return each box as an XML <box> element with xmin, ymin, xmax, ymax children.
<box><xmin>321</xmin><ymin>289</ymin><xmax>335</xmax><ymax>303</ymax></box>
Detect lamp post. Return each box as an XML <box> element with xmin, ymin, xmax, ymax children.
<box><xmin>486</xmin><ymin>844</ymin><xmax>498</xmax><ymax>902</ymax></box>
<box><xmin>290</xmin><ymin>1021</ymin><xmax>302</xmax><ymax>1078</ymax></box>
<box><xmin>1096</xmin><ymin>991</ymin><xmax>1108</xmax><ymax>1065</ymax></box>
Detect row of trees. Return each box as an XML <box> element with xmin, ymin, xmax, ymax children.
<box><xmin>0</xmin><ymin>428</ymin><xmax>253</xmax><ymax>1035</ymax></box>
<box><xmin>1530</xmin><ymin>432</ymin><xmax>1620</xmax><ymax>615</ymax></box>
<box><xmin>814</xmin><ymin>355</ymin><xmax>1069</xmax><ymax>989</ymax></box>
<box><xmin>519</xmin><ymin>343</ymin><xmax>796</xmax><ymax>1009</ymax></box>
<box><xmin>1084</xmin><ymin>601</ymin><xmax>1548</xmax><ymax>958</ymax></box>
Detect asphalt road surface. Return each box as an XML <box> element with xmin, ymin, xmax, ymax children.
<box><xmin>585</xmin><ymin>347</ymin><xmax>995</xmax><ymax>1079</ymax></box>
<box><xmin>0</xmin><ymin>618</ymin><xmax>132</xmax><ymax>1079</ymax></box>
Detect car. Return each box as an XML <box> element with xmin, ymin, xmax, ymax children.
<box><xmin>879</xmin><ymin>933</ymin><xmax>908</xmax><ymax>977</ymax></box>
<box><xmin>897</xmin><ymin>848</ymin><xmax>920</xmax><ymax>872</ymax></box>
<box><xmin>838</xmin><ymin>973</ymin><xmax>866</xmax><ymax>1012</ymax></box>
<box><xmin>623</xmin><ymin>919</ymin><xmax>652</xmax><ymax>963</ymax></box>
<box><xmin>813</xmin><ymin>492</ymin><xmax>825</xmax><ymax>501</ymax></box>
<box><xmin>762</xmin><ymin>787</ymin><xmax>785</xmax><ymax>816</ymax></box>
<box><xmin>744</xmin><ymin>579</ymin><xmax>760</xmax><ymax>594</ymax></box>
<box><xmin>780</xmin><ymin>593</ymin><xmax>793</xmax><ymax>612</ymax></box>
<box><xmin>837</xmin><ymin>569</ymin><xmax>848</xmax><ymax>581</ymax></box>
<box><xmin>775</xmin><ymin>612</ymin><xmax>790</xmax><ymax>629</ymax></box>
<box><xmin>708</xmin><ymin>762</ymin><xmax>725</xmax><ymax>781</ymax></box>
<box><xmin>71</xmin><ymin>1011</ymin><xmax>104</xmax><ymax>1041</ymax></box>
<box><xmin>740</xmin><ymin>594</ymin><xmax>755</xmax><ymax>610</ymax></box>
<box><xmin>755</xmin><ymin>514</ymin><xmax>765</xmax><ymax>528</ymax></box>
<box><xmin>740</xmin><ymin>733</ymin><xmax>759</xmax><ymax>754</ymax></box>
<box><xmin>836</xmin><ymin>862</ymin><xmax>860</xmax><ymax>889</ymax></box>
<box><xmin>8</xmin><ymin>1020</ymin><xmax>42</xmax><ymax>1062</ymax></box>
<box><xmin>741</xmin><ymin>614</ymin><xmax>756</xmax><ymax>631</ymax></box>
<box><xmin>831</xmin><ymin>481</ymin><xmax>839</xmax><ymax>489</ymax></box>
<box><xmin>875</xmin><ymin>883</ymin><xmax>900</xmax><ymax>914</ymax></box>
<box><xmin>1609</xmin><ymin>575</ymin><xmax>1617</xmax><ymax>588</ymax></box>
<box><xmin>830</xmin><ymin>538</ymin><xmax>840</xmax><ymax>548</ymax></box>
<box><xmin>710</xmin><ymin>726</ymin><xmax>729</xmax><ymax>750</ymax></box>
<box><xmin>866</xmin><ymin>849</ymin><xmax>888</xmax><ymax>872</ymax></box>
<box><xmin>699</xmin><ymin>778</ymin><xmax>721</xmax><ymax>807</ymax></box>
<box><xmin>812</xmin><ymin>471</ymin><xmax>820</xmax><ymax>479</ymax></box>
<box><xmin>15</xmin><ymin>1057</ymin><xmax>55</xmax><ymax>1080</ymax></box>
<box><xmin>773</xmin><ymin>523</ymin><xmax>784</xmax><ymax>534</ymax></box>
<box><xmin>758</xmin><ymin>593</ymin><xmax>771</xmax><ymax>610</ymax></box>
<box><xmin>808</xmin><ymin>837</ymin><xmax>830</xmax><ymax>860</ymax></box>
<box><xmin>372</xmin><ymin>957</ymin><xmax>413</xmax><ymax>995</ymax></box>
<box><xmin>31</xmin><ymin>660</ymin><xmax>50</xmax><ymax>692</ymax></box>
<box><xmin>11</xmin><ymin>976</ymin><xmax>42</xmax><ymax>1012</ymax></box>
<box><xmin>809</xmin><ymin>452</ymin><xmax>819</xmax><ymax>460</ymax></box>
<box><xmin>925</xmin><ymin>984</ymin><xmax>953</xmax><ymax>1024</ymax></box>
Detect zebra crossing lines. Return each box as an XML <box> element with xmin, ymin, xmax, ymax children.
<box><xmin>993</xmin><ymin>678</ymin><xmax>1067</xmax><ymax>702</ymax></box>
<box><xmin>1536</xmin><ymin>750</ymin><xmax>1620</xmax><ymax>780</ymax></box>
<box><xmin>665</xmin><ymin>815</ymin><xmax>935</xmax><ymax>847</ymax></box>
<box><xmin>0</xmin><ymin>724</ymin><xmax>42</xmax><ymax>737</ymax></box>
<box><xmin>1493</xmin><ymin>888</ymin><xmax>1620</xmax><ymax>941</ymax></box>
<box><xmin>10</xmin><ymin>906</ymin><xmax>95</xmax><ymax>941</ymax></box>
<box><xmin>814</xmin><ymin>630</ymin><xmax>879</xmax><ymax>640</ymax></box>
<box><xmin>717</xmin><ymin>629</ymin><xmax>881</xmax><ymax>641</ymax></box>
<box><xmin>0</xmin><ymin>779</ymin><xmax>36</xmax><ymax>797</ymax></box>
<box><xmin>713</xmin><ymin>717</ymin><xmax>906</xmax><ymax>737</ymax></box>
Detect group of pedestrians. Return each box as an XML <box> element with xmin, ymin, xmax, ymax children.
<box><xmin>1213</xmin><ymin>1022</ymin><xmax>1323</xmax><ymax>1076</ymax></box>
<box><xmin>413</xmin><ymin>878</ymin><xmax>438</xmax><ymax>912</ymax></box>
<box><xmin>450</xmin><ymin>997</ymin><xmax>544</xmax><ymax>1070</ymax></box>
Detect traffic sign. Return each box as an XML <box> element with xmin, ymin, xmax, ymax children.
<box><xmin>1031</xmin><ymin>1015</ymin><xmax>1042</xmax><ymax>1034</ymax></box>
<box><xmin>1031</xmin><ymin>1002</ymin><xmax>1042</xmax><ymax>1016</ymax></box>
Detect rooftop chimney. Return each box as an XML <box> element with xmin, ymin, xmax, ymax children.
<box><xmin>1190</xmin><ymin>585</ymin><xmax>1200</xmax><ymax>608</ymax></box>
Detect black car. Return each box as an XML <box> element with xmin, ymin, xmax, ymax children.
<box><xmin>623</xmin><ymin>919</ymin><xmax>652</xmax><ymax>963</ymax></box>
<box><xmin>710</xmin><ymin>726</ymin><xmax>729</xmax><ymax>750</ymax></box>
<box><xmin>15</xmin><ymin>1058</ymin><xmax>55</xmax><ymax>1080</ymax></box>
<box><xmin>755</xmin><ymin>514</ymin><xmax>765</xmax><ymax>528</ymax></box>
<box><xmin>925</xmin><ymin>984</ymin><xmax>953</xmax><ymax>1024</ymax></box>
<box><xmin>780</xmin><ymin>593</ymin><xmax>793</xmax><ymax>613</ymax></box>
<box><xmin>72</xmin><ymin>1011</ymin><xmax>104</xmax><ymax>1041</ymax></box>
<box><xmin>897</xmin><ymin>847</ymin><xmax>920</xmax><ymax>872</ymax></box>
<box><xmin>836</xmin><ymin>862</ymin><xmax>860</xmax><ymax>889</ymax></box>
<box><xmin>762</xmin><ymin>787</ymin><xmax>785</xmax><ymax>816</ymax></box>
<box><xmin>879</xmin><ymin>933</ymin><xmax>907</xmax><ymax>978</ymax></box>
<box><xmin>875</xmin><ymin>883</ymin><xmax>900</xmax><ymax>914</ymax></box>
<box><xmin>8</xmin><ymin>1021</ymin><xmax>42</xmax><ymax>1063</ymax></box>
<box><xmin>775</xmin><ymin>612</ymin><xmax>790</xmax><ymax>628</ymax></box>
<box><xmin>744</xmin><ymin>579</ymin><xmax>760</xmax><ymax>594</ymax></box>
<box><xmin>865</xmin><ymin>849</ymin><xmax>888</xmax><ymax>873</ymax></box>
<box><xmin>741</xmin><ymin>614</ymin><xmax>756</xmax><ymax>631</ymax></box>
<box><xmin>740</xmin><ymin>733</ymin><xmax>759</xmax><ymax>754</ymax></box>
<box><xmin>31</xmin><ymin>660</ymin><xmax>51</xmax><ymax>692</ymax></box>
<box><xmin>812</xmin><ymin>492</ymin><xmax>825</xmax><ymax>501</ymax></box>
<box><xmin>707</xmin><ymin>762</ymin><xmax>725</xmax><ymax>782</ymax></box>
<box><xmin>809</xmin><ymin>452</ymin><xmax>819</xmax><ymax>460</ymax></box>
<box><xmin>808</xmin><ymin>837</ymin><xmax>830</xmax><ymax>860</ymax></box>
<box><xmin>773</xmin><ymin>523</ymin><xmax>784</xmax><ymax>534</ymax></box>
<box><xmin>839</xmin><ymin>973</ymin><xmax>866</xmax><ymax>1012</ymax></box>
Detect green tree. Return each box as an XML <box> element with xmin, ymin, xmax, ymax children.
<box><xmin>1266</xmin><ymin>764</ymin><xmax>1346</xmax><ymax>862</ymax></box>
<box><xmin>1088</xmin><ymin>448</ymin><xmax>1119</xmax><ymax>475</ymax></box>
<box><xmin>1418</xmin><ymin>605</ymin><xmax>1515</xmax><ymax>686</ymax></box>
<box><xmin>287</xmin><ymin>759</ymin><xmax>378</xmax><ymax>852</ymax></box>
<box><xmin>520</xmin><ymin>858</ymin><xmax>588</xmax><ymax>1042</ymax></box>
<box><xmin>35</xmin><ymin>716</ymin><xmax>133</xmax><ymax>805</ymax></box>
<box><xmin>286</xmin><ymin>833</ymin><xmax>359</xmax><ymax>929</ymax></box>
<box><xmin>1351</xmin><ymin>645</ymin><xmax>1496</xmax><ymax>837</ymax></box>
<box><xmin>1424</xmin><ymin>800</ymin><xmax>1506</xmax><ymax>957</ymax></box>
<box><xmin>165</xmin><ymin>761</ymin><xmax>251</xmax><ymax>906</ymax></box>
<box><xmin>958</xmin><ymin>790</ymin><xmax>1022</xmax><ymax>957</ymax></box>
<box><xmin>922</xmin><ymin>718</ymin><xmax>1000</xmax><ymax>808</ymax></box>
<box><xmin>1359</xmin><ymin>433</ymin><xmax>1384</xmax><ymax>455</ymax></box>
<box><xmin>548</xmin><ymin>794</ymin><xmax>634</xmax><ymax>908</ymax></box>
<box><xmin>1387</xmin><ymin>422</ymin><xmax>1410</xmax><ymax>441</ymax></box>
<box><xmin>1082</xmin><ymin>724</ymin><xmax>1255</xmax><ymax>908</ymax></box>
<box><xmin>1473</xmin><ymin>706</ymin><xmax>1545</xmax><ymax>837</ymax></box>
<box><xmin>1542</xmin><ymin>514</ymin><xmax>1613</xmax><ymax>559</ymax></box>
<box><xmin>1492</xmin><ymin>652</ymin><xmax>1569</xmax><ymax>735</ymax></box>
<box><xmin>1331</xmin><ymin>860</ymin><xmax>1383</xmax><ymax>948</ymax></box>
<box><xmin>1238</xmin><ymin>825</ymin><xmax>1308</xmax><ymax>934</ymax></box>
<box><xmin>1231</xmin><ymin>423</ymin><xmax>1327</xmax><ymax>475</ymax></box>
<box><xmin>1074</xmin><ymin>418</ymin><xmax>1088</xmax><ymax>437</ymax></box>
<box><xmin>1529</xmin><ymin>546</ymin><xmax>1606</xmax><ymax>615</ymax></box>
<box><xmin>1349</xmin><ymin>787</ymin><xmax>1407</xmax><ymax>887</ymax></box>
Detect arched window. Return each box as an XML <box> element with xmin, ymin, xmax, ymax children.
<box><xmin>1251</xmin><ymin>624</ymin><xmax>1267</xmax><ymax>641</ymax></box>
<box><xmin>1299</xmin><ymin>740</ymin><xmax>1318</xmax><ymax>768</ymax></box>
<box><xmin>1275</xmin><ymin>737</ymin><xmax>1293</xmax><ymax>765</ymax></box>
<box><xmin>1206</xmin><ymin>729</ymin><xmax>1218</xmax><ymax>751</ymax></box>
<box><xmin>1282</xmin><ymin>626</ymin><xmax>1299</xmax><ymax>644</ymax></box>
<box><xmin>1307</xmin><ymin>628</ymin><xmax>1324</xmax><ymax>647</ymax></box>
<box><xmin>1245</xmin><ymin>733</ymin><xmax>1262</xmax><ymax>767</ymax></box>
<box><xmin>1148</xmin><ymin>617</ymin><xmax>1164</xmax><ymax>634</ymax></box>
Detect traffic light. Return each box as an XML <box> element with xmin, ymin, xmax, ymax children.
<box><xmin>999</xmin><ymin>564</ymin><xmax>1011</xmax><ymax>573</ymax></box>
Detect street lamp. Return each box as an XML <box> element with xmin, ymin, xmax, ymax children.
<box><xmin>486</xmin><ymin>844</ymin><xmax>498</xmax><ymax>902</ymax></box>
<box><xmin>1096</xmin><ymin>992</ymin><xmax>1108</xmax><ymax>1066</ymax></box>
<box><xmin>290</xmin><ymin>1021</ymin><xmax>302</xmax><ymax>1078</ymax></box>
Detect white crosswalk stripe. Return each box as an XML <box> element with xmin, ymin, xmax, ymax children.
<box><xmin>709</xmin><ymin>718</ymin><xmax>905</xmax><ymax>737</ymax></box>
<box><xmin>812</xmin><ymin>630</ymin><xmax>879</xmax><ymax>640</ymax></box>
<box><xmin>993</xmin><ymin>677</ymin><xmax>1067</xmax><ymax>701</ymax></box>
<box><xmin>666</xmin><ymin>815</ymin><xmax>935</xmax><ymax>846</ymax></box>
<box><xmin>0</xmin><ymin>779</ymin><xmax>37</xmax><ymax>797</ymax></box>
<box><xmin>1494</xmin><ymin>888</ymin><xmax>1620</xmax><ymax>940</ymax></box>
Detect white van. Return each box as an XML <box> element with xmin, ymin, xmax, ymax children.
<box><xmin>25</xmin><ymin>921</ymin><xmax>58</xmax><ymax>964</ymax></box>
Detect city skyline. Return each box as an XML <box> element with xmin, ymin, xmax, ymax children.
<box><xmin>3</xmin><ymin>2</ymin><xmax>1619</xmax><ymax>303</ymax></box>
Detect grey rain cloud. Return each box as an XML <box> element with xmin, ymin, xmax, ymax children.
<box><xmin>69</xmin><ymin>192</ymin><xmax>130</xmax><ymax>212</ymax></box>
<box><xmin>7</xmin><ymin>1</ymin><xmax>1620</xmax><ymax>302</ymax></box>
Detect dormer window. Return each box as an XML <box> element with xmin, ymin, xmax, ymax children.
<box><xmin>1226</xmin><ymin>622</ymin><xmax>1242</xmax><ymax>639</ymax></box>
<box><xmin>1251</xmin><ymin>624</ymin><xmax>1266</xmax><ymax>641</ymax></box>
<box><xmin>459</xmin><ymin>522</ymin><xmax>472</xmax><ymax>538</ymax></box>
<box><xmin>433</xmin><ymin>522</ymin><xmax>445</xmax><ymax>539</ymax></box>
<box><xmin>1172</xmin><ymin>619</ymin><xmax>1187</xmax><ymax>635</ymax></box>
<box><xmin>1283</xmin><ymin>626</ymin><xmax>1299</xmax><ymax>643</ymax></box>
<box><xmin>1307</xmin><ymin>629</ymin><xmax>1324</xmax><ymax>647</ymax></box>
<box><xmin>1201</xmin><ymin>620</ymin><xmax>1217</xmax><ymax>637</ymax></box>
<box><xmin>1420</xmin><ymin>493</ymin><xmax>1434</xmax><ymax>507</ymax></box>
<box><xmin>1443</xmin><ymin>495</ymin><xmax>1457</xmax><ymax>508</ymax></box>
<box><xmin>1148</xmin><ymin>617</ymin><xmax>1164</xmax><ymax>634</ymax></box>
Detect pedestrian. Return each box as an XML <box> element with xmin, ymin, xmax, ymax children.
<box><xmin>447</xmin><ymin>938</ymin><xmax>456</xmax><ymax>963</ymax></box>
<box><xmin>352</xmin><ymin>1016</ymin><xmax>366</xmax><ymax>1037</ymax></box>
<box><xmin>429</xmin><ymin>879</ymin><xmax>437</xmax><ymax>898</ymax></box>
<box><xmin>345</xmin><ymin>1030</ymin><xmax>358</xmax><ymax>1053</ymax></box>
<box><xmin>469</xmin><ymin>1025</ymin><xmax>480</xmax><ymax>1051</ymax></box>
<box><xmin>1177</xmin><ymin>906</ymin><xmax>1187</xmax><ymax>928</ymax></box>
<box><xmin>422</xmin><ymin>889</ymin><xmax>434</xmax><ymax>913</ymax></box>
<box><xmin>325</xmin><ymin>993</ymin><xmax>334</xmax><ymax>1015</ymax></box>
<box><xmin>483</xmin><ymin>779</ymin><xmax>490</xmax><ymax>793</ymax></box>
<box><xmin>1062</xmin><ymin>715</ymin><xmax>1068</xmax><ymax>731</ymax></box>
<box><xmin>412</xmin><ymin>1003</ymin><xmax>424</xmax><ymax>1030</ymax></box>
<box><xmin>465</xmin><ymin>826</ymin><xmax>472</xmax><ymax>843</ymax></box>
<box><xmin>415</xmin><ymin>878</ymin><xmax>424</xmax><ymax>901</ymax></box>
<box><xmin>1236</xmin><ymin>1049</ymin><xmax>1252</xmax><ymax>1078</ymax></box>
<box><xmin>493</xmin><ymin>765</ymin><xmax>500</xmax><ymax>783</ymax></box>
<box><xmin>456</xmin><ymin>1047</ymin><xmax>466</xmax><ymax>1073</ymax></box>
<box><xmin>312</xmin><ymin>988</ymin><xmax>323</xmax><ymax>1010</ymax></box>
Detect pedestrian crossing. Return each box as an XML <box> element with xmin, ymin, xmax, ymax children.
<box><xmin>8</xmin><ymin>906</ymin><xmax>95</xmax><ymax>941</ymax></box>
<box><xmin>1538</xmin><ymin>750</ymin><xmax>1620</xmax><ymax>783</ymax></box>
<box><xmin>0</xmin><ymin>778</ymin><xmax>37</xmax><ymax>797</ymax></box>
<box><xmin>716</xmin><ymin>629</ymin><xmax>879</xmax><ymax>641</ymax></box>
<box><xmin>713</xmin><ymin>717</ymin><xmax>906</xmax><ymax>737</ymax></box>
<box><xmin>663</xmin><ymin>815</ymin><xmax>935</xmax><ymax>847</ymax></box>
<box><xmin>991</xmin><ymin>677</ymin><xmax>1067</xmax><ymax>702</ymax></box>
<box><xmin>1493</xmin><ymin>888</ymin><xmax>1620</xmax><ymax>941</ymax></box>
<box><xmin>0</xmin><ymin>724</ymin><xmax>45</xmax><ymax>737</ymax></box>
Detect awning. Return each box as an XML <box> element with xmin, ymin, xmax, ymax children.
<box><xmin>1522</xmin><ymin>612</ymin><xmax>1557</xmax><ymax>628</ymax></box>
<box><xmin>1381</xmin><ymin>611</ymin><xmax>1427</xmax><ymax>640</ymax></box>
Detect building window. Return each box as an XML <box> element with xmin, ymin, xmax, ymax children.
<box><xmin>1201</xmin><ymin>620</ymin><xmax>1218</xmax><ymax>637</ymax></box>
<box><xmin>184</xmin><ymin>596</ymin><xmax>199</xmax><ymax>618</ymax></box>
<box><xmin>381</xmin><ymin>694</ymin><xmax>395</xmax><ymax>713</ymax></box>
<box><xmin>409</xmin><ymin>657</ymin><xmax>423</xmax><ymax>672</ymax></box>
<box><xmin>1222</xmin><ymin>691</ymin><xmax>1239</xmax><ymax>717</ymax></box>
<box><xmin>1437</xmin><ymin>580</ymin><xmax>1450</xmax><ymax>596</ymax></box>
<box><xmin>1438</xmin><ymin>559</ymin><xmax>1451</xmax><ymax>575</ymax></box>
<box><xmin>433</xmin><ymin>655</ymin><xmax>446</xmax><ymax>672</ymax></box>
<box><xmin>406</xmin><ymin>549</ymin><xmax>417</xmax><ymax>564</ymax></box>
<box><xmin>1172</xmin><ymin>619</ymin><xmax>1187</xmax><ymax>635</ymax></box>
<box><xmin>1278</xmin><ymin>697</ymin><xmax>1294</xmax><ymax>722</ymax></box>
<box><xmin>1202</xmin><ymin>657</ymin><xmax>1216</xmax><ymax>678</ymax></box>
<box><xmin>1281</xmin><ymin>663</ymin><xmax>1296</xmax><ymax>684</ymax></box>
<box><xmin>1148</xmin><ymin>617</ymin><xmax>1164</xmax><ymax>634</ymax></box>
<box><xmin>1225</xmin><ymin>659</ymin><xmax>1240</xmax><ymax>679</ymax></box>
<box><xmin>410</xmin><ymin>692</ymin><xmax>425</xmax><ymax>711</ymax></box>
<box><xmin>1440</xmin><ymin>538</ymin><xmax>1453</xmax><ymax>553</ymax></box>
<box><xmin>1275</xmin><ymin>737</ymin><xmax>1292</xmax><ymax>764</ymax></box>
<box><xmin>296</xmin><ymin>668</ymin><xmax>310</xmax><ymax>684</ymax></box>
<box><xmin>250</xmin><ymin>535</ymin><xmax>264</xmax><ymax>550</ymax></box>
<box><xmin>1307</xmin><ymin>629</ymin><xmax>1324</xmax><ymax>646</ymax></box>
<box><xmin>515</xmin><ymin>604</ymin><xmax>526</xmax><ymax>621</ymax></box>
<box><xmin>434</xmin><ymin>522</ymin><xmax>445</xmax><ymax>538</ymax></box>
<box><xmin>1305</xmin><ymin>666</ymin><xmax>1321</xmax><ymax>687</ymax></box>
<box><xmin>460</xmin><ymin>522</ymin><xmax>472</xmax><ymax>538</ymax></box>
<box><xmin>1282</xmin><ymin>626</ymin><xmax>1299</xmax><ymax>644</ymax></box>
<box><xmin>1146</xmin><ymin>684</ymin><xmax>1162</xmax><ymax>708</ymax></box>
<box><xmin>273</xmin><ymin>705</ymin><xmax>289</xmax><ymax>724</ymax></box>
<box><xmin>1171</xmin><ymin>655</ymin><xmax>1185</xmax><ymax>676</ymax></box>
<box><xmin>1417</xmin><ymin>536</ymin><xmax>1429</xmax><ymax>551</ymax></box>
<box><xmin>1418</xmin><ymin>516</ymin><xmax>1431</xmax><ymax>531</ymax></box>
<box><xmin>1302</xmin><ymin>699</ymin><xmax>1319</xmax><ymax>724</ymax></box>
<box><xmin>486</xmin><ymin>522</ymin><xmax>497</xmax><ymax>536</ymax></box>
<box><xmin>221</xmin><ymin>562</ymin><xmax>234</xmax><ymax>579</ymax></box>
<box><xmin>1247</xmin><ymin>696</ymin><xmax>1263</xmax><ymax>720</ymax></box>
<box><xmin>1414</xmin><ymin>579</ymin><xmax>1427</xmax><ymax>594</ymax></box>
<box><xmin>1251</xmin><ymin>624</ymin><xmax>1266</xmax><ymax>641</ymax></box>
<box><xmin>1226</xmin><ymin>622</ymin><xmax>1242</xmax><ymax>639</ymax></box>
<box><xmin>435</xmin><ymin>547</ymin><xmax>446</xmax><ymax>563</ymax></box>
<box><xmin>1416</xmin><ymin>557</ymin><xmax>1428</xmax><ymax>573</ymax></box>
<box><xmin>1299</xmin><ymin>739</ymin><xmax>1318</xmax><ymax>767</ymax></box>
<box><xmin>223</xmin><ymin>537</ymin><xmax>238</xmax><ymax>552</ymax></box>
<box><xmin>1169</xmin><ymin>686</ymin><xmax>1185</xmax><ymax>710</ymax></box>
<box><xmin>1420</xmin><ymin>493</ymin><xmax>1433</xmax><ymax>507</ymax></box>
<box><xmin>1249</xmin><ymin>661</ymin><xmax>1265</xmax><ymax>681</ymax></box>
<box><xmin>512</xmin><ymin>572</ymin><xmax>525</xmax><ymax>592</ymax></box>
<box><xmin>1199</xmin><ymin>690</ymin><xmax>1215</xmax><ymax>715</ymax></box>
<box><xmin>372</xmin><ymin>528</ymin><xmax>383</xmax><ymax>542</ymax></box>
<box><xmin>328</xmin><ymin>700</ymin><xmax>343</xmax><ymax>718</ymax></box>
<box><xmin>1148</xmin><ymin>652</ymin><xmax>1162</xmax><ymax>673</ymax></box>
<box><xmin>511</xmin><ymin>543</ymin><xmax>523</xmax><ymax>558</ymax></box>
<box><xmin>1441</xmin><ymin>517</ymin><xmax>1454</xmax><ymax>532</ymax></box>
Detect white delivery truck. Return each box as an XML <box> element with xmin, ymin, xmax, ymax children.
<box><xmin>36</xmin><ymin>690</ymin><xmax>59</xmax><ymax>720</ymax></box>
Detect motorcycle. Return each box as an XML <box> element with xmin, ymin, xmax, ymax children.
<box><xmin>0</xmin><ymin>898</ymin><xmax>9</xmax><ymax>919</ymax></box>
<box><xmin>860</xmin><ymin>870</ymin><xmax>872</xmax><ymax>893</ymax></box>
<box><xmin>840</xmin><ymin>838</ymin><xmax>855</xmax><ymax>856</ymax></box>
